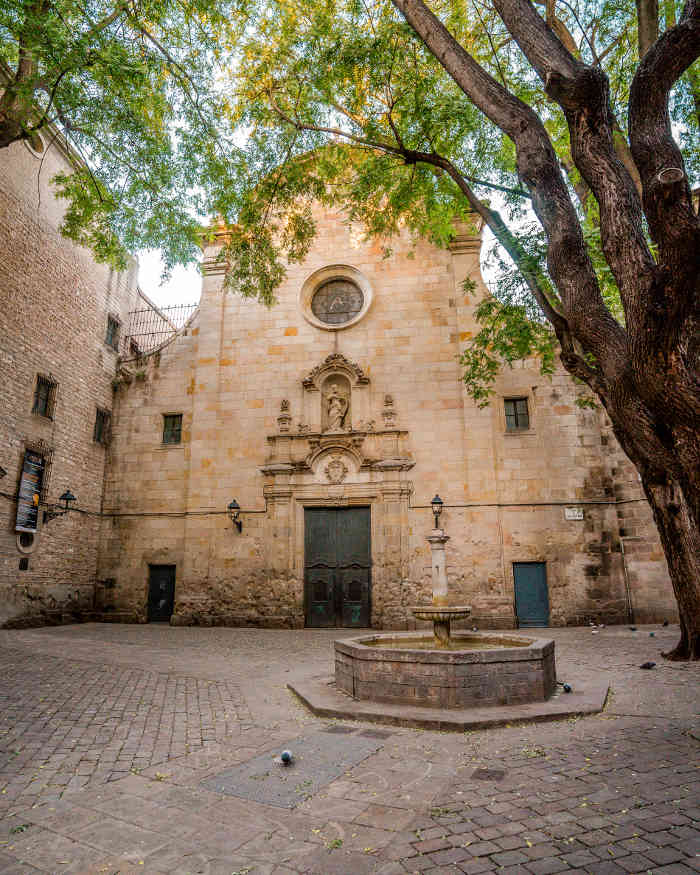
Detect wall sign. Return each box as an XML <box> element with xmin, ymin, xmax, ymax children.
<box><xmin>16</xmin><ymin>451</ymin><xmax>45</xmax><ymax>532</ymax></box>
<box><xmin>564</xmin><ymin>506</ymin><xmax>584</xmax><ymax>521</ymax></box>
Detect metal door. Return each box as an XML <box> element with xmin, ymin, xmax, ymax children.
<box><xmin>304</xmin><ymin>507</ymin><xmax>371</xmax><ymax>627</ymax></box>
<box><xmin>513</xmin><ymin>562</ymin><xmax>549</xmax><ymax>627</ymax></box>
<box><xmin>148</xmin><ymin>564</ymin><xmax>175</xmax><ymax>622</ymax></box>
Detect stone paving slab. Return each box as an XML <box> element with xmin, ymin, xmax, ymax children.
<box><xmin>288</xmin><ymin>674</ymin><xmax>610</xmax><ymax>731</ymax></box>
<box><xmin>201</xmin><ymin>729</ymin><xmax>385</xmax><ymax>807</ymax></box>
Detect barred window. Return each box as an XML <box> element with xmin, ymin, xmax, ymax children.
<box><xmin>32</xmin><ymin>375</ymin><xmax>57</xmax><ymax>419</ymax></box>
<box><xmin>105</xmin><ymin>315</ymin><xmax>120</xmax><ymax>350</ymax></box>
<box><xmin>162</xmin><ymin>413</ymin><xmax>182</xmax><ymax>444</ymax></box>
<box><xmin>94</xmin><ymin>408</ymin><xmax>111</xmax><ymax>445</ymax></box>
<box><xmin>505</xmin><ymin>397</ymin><xmax>530</xmax><ymax>431</ymax></box>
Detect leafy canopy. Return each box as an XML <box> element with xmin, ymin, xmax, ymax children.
<box><xmin>2</xmin><ymin>0</ymin><xmax>698</xmax><ymax>400</ymax></box>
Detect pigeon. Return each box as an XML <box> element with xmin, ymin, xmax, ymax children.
<box><xmin>562</xmin><ymin>683</ymin><xmax>572</xmax><ymax>693</ymax></box>
<box><xmin>280</xmin><ymin>750</ymin><xmax>293</xmax><ymax>765</ymax></box>
<box><xmin>629</xmin><ymin>626</ymin><xmax>637</xmax><ymax>631</ymax></box>
<box><xmin>639</xmin><ymin>661</ymin><xmax>656</xmax><ymax>670</ymax></box>
<box><xmin>663</xmin><ymin>620</ymin><xmax>669</xmax><ymax>627</ymax></box>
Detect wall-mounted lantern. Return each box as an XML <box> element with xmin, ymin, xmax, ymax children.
<box><xmin>43</xmin><ymin>488</ymin><xmax>76</xmax><ymax>524</ymax></box>
<box><xmin>228</xmin><ymin>499</ymin><xmax>242</xmax><ymax>533</ymax></box>
<box><xmin>431</xmin><ymin>493</ymin><xmax>443</xmax><ymax>529</ymax></box>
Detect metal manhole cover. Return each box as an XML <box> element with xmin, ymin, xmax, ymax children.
<box><xmin>201</xmin><ymin>730</ymin><xmax>384</xmax><ymax>808</ymax></box>
<box><xmin>472</xmin><ymin>768</ymin><xmax>506</xmax><ymax>781</ymax></box>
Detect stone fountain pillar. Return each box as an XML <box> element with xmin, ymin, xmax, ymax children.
<box><xmin>412</xmin><ymin>528</ymin><xmax>471</xmax><ymax>647</ymax></box>
<box><xmin>427</xmin><ymin>529</ymin><xmax>450</xmax><ymax>607</ymax></box>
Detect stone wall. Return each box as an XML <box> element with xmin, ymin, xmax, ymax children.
<box><xmin>0</xmin><ymin>134</ymin><xmax>140</xmax><ymax>626</ymax></box>
<box><xmin>100</xmin><ymin>206</ymin><xmax>676</xmax><ymax>628</ymax></box>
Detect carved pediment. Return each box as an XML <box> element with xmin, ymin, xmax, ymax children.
<box><xmin>302</xmin><ymin>353</ymin><xmax>370</xmax><ymax>391</ymax></box>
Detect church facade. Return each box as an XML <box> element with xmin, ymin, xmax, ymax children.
<box><xmin>95</xmin><ymin>209</ymin><xmax>676</xmax><ymax>630</ymax></box>
<box><xmin>0</xmin><ymin>135</ymin><xmax>677</xmax><ymax>629</ymax></box>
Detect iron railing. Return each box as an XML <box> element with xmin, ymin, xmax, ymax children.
<box><xmin>122</xmin><ymin>302</ymin><xmax>198</xmax><ymax>356</ymax></box>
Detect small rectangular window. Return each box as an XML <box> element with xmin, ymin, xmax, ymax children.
<box><xmin>32</xmin><ymin>375</ymin><xmax>57</xmax><ymax>419</ymax></box>
<box><xmin>105</xmin><ymin>315</ymin><xmax>120</xmax><ymax>350</ymax></box>
<box><xmin>505</xmin><ymin>397</ymin><xmax>530</xmax><ymax>431</ymax></box>
<box><xmin>162</xmin><ymin>413</ymin><xmax>182</xmax><ymax>444</ymax></box>
<box><xmin>93</xmin><ymin>408</ymin><xmax>111</xmax><ymax>445</ymax></box>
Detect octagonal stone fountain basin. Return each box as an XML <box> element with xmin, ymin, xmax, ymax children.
<box><xmin>335</xmin><ymin>632</ymin><xmax>556</xmax><ymax>709</ymax></box>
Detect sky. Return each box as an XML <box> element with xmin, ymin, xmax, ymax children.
<box><xmin>136</xmin><ymin>249</ymin><xmax>202</xmax><ymax>308</ymax></box>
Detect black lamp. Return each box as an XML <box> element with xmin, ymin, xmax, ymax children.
<box><xmin>59</xmin><ymin>489</ymin><xmax>76</xmax><ymax>512</ymax></box>
<box><xmin>431</xmin><ymin>494</ymin><xmax>443</xmax><ymax>529</ymax></box>
<box><xmin>44</xmin><ymin>488</ymin><xmax>77</xmax><ymax>523</ymax></box>
<box><xmin>228</xmin><ymin>499</ymin><xmax>242</xmax><ymax>532</ymax></box>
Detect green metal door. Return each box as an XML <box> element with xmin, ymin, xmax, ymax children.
<box><xmin>304</xmin><ymin>507</ymin><xmax>371</xmax><ymax>628</ymax></box>
<box><xmin>513</xmin><ymin>562</ymin><xmax>549</xmax><ymax>627</ymax></box>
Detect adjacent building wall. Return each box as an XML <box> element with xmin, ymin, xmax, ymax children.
<box><xmin>0</xmin><ymin>134</ymin><xmax>139</xmax><ymax>626</ymax></box>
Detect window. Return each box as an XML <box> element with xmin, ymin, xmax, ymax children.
<box><xmin>32</xmin><ymin>375</ymin><xmax>57</xmax><ymax>419</ymax></box>
<box><xmin>311</xmin><ymin>279</ymin><xmax>364</xmax><ymax>325</ymax></box>
<box><xmin>505</xmin><ymin>397</ymin><xmax>530</xmax><ymax>431</ymax></box>
<box><xmin>93</xmin><ymin>408</ymin><xmax>111</xmax><ymax>445</ymax></box>
<box><xmin>105</xmin><ymin>315</ymin><xmax>121</xmax><ymax>350</ymax></box>
<box><xmin>162</xmin><ymin>414</ymin><xmax>182</xmax><ymax>444</ymax></box>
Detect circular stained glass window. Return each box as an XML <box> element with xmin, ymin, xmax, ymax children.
<box><xmin>311</xmin><ymin>279</ymin><xmax>364</xmax><ymax>326</ymax></box>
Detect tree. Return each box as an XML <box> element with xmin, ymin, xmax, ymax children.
<box><xmin>0</xmin><ymin>0</ymin><xmax>239</xmax><ymax>270</ymax></box>
<box><xmin>224</xmin><ymin>0</ymin><xmax>700</xmax><ymax>658</ymax></box>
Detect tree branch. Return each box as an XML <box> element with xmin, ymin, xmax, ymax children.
<box><xmin>390</xmin><ymin>0</ymin><xmax>625</xmax><ymax>372</ymax></box>
<box><xmin>490</xmin><ymin>0</ymin><xmax>655</xmax><ymax>325</ymax></box>
<box><xmin>629</xmin><ymin>0</ymin><xmax>700</xmax><ymax>264</ymax></box>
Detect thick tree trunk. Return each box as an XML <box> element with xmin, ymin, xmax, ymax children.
<box><xmin>641</xmin><ymin>475</ymin><xmax>700</xmax><ymax>659</ymax></box>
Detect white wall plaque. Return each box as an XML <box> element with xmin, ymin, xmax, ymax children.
<box><xmin>564</xmin><ymin>506</ymin><xmax>584</xmax><ymax>521</ymax></box>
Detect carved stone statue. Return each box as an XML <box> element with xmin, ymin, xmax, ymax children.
<box><xmin>324</xmin><ymin>383</ymin><xmax>349</xmax><ymax>432</ymax></box>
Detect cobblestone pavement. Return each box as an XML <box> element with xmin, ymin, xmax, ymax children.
<box><xmin>0</xmin><ymin>646</ymin><xmax>250</xmax><ymax>813</ymax></box>
<box><xmin>0</xmin><ymin>623</ymin><xmax>697</xmax><ymax>874</ymax></box>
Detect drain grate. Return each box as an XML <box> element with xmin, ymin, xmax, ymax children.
<box><xmin>201</xmin><ymin>730</ymin><xmax>385</xmax><ymax>808</ymax></box>
<box><xmin>472</xmin><ymin>768</ymin><xmax>506</xmax><ymax>781</ymax></box>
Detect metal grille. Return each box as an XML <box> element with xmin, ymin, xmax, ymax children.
<box><xmin>123</xmin><ymin>303</ymin><xmax>198</xmax><ymax>355</ymax></box>
<box><xmin>505</xmin><ymin>397</ymin><xmax>530</xmax><ymax>431</ymax></box>
<box><xmin>93</xmin><ymin>408</ymin><xmax>111</xmax><ymax>445</ymax></box>
<box><xmin>32</xmin><ymin>375</ymin><xmax>57</xmax><ymax>419</ymax></box>
<box><xmin>162</xmin><ymin>414</ymin><xmax>182</xmax><ymax>445</ymax></box>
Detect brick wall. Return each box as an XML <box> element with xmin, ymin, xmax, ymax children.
<box><xmin>0</xmin><ymin>134</ymin><xmax>140</xmax><ymax>626</ymax></box>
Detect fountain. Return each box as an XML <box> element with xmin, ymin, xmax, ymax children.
<box><xmin>410</xmin><ymin>527</ymin><xmax>471</xmax><ymax>647</ymax></box>
<box><xmin>335</xmin><ymin>499</ymin><xmax>556</xmax><ymax>709</ymax></box>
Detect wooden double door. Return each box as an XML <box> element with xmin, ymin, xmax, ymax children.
<box><xmin>304</xmin><ymin>507</ymin><xmax>371</xmax><ymax>628</ymax></box>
